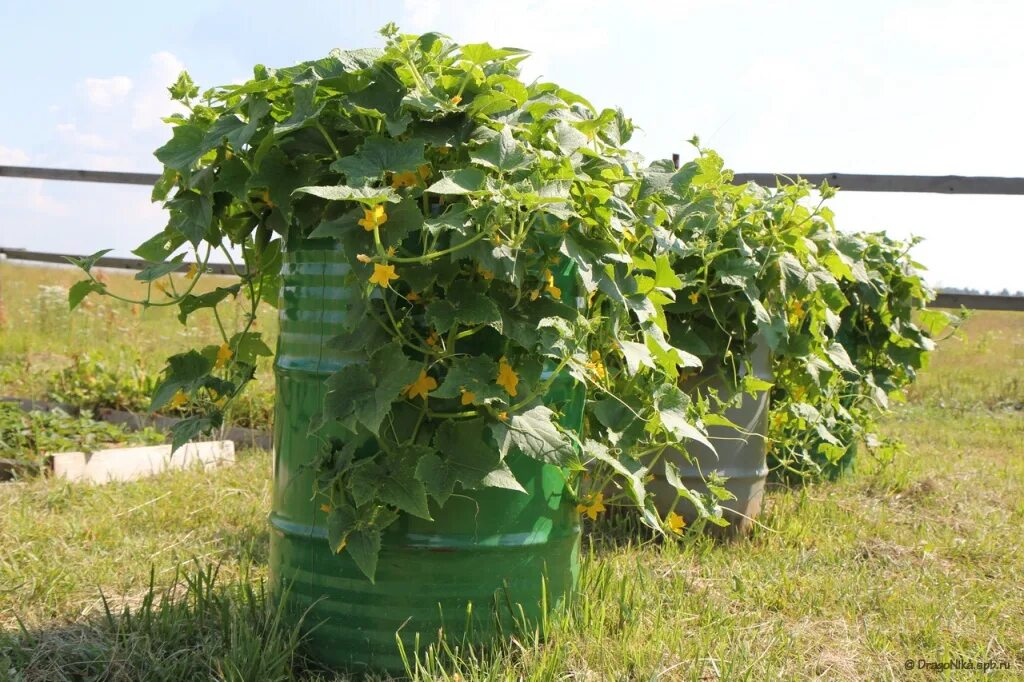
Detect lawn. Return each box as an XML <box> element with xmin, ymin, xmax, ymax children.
<box><xmin>1</xmin><ymin>262</ymin><xmax>1022</xmax><ymax>680</ymax></box>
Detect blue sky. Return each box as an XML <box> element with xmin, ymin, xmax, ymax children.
<box><xmin>1</xmin><ymin>0</ymin><xmax>1021</xmax><ymax>291</ymax></box>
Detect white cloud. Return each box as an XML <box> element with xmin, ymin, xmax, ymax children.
<box><xmin>131</xmin><ymin>51</ymin><xmax>189</xmax><ymax>131</ymax></box>
<box><xmin>81</xmin><ymin>75</ymin><xmax>133</xmax><ymax>108</ymax></box>
<box><xmin>56</xmin><ymin>122</ymin><xmax>114</xmax><ymax>151</ymax></box>
<box><xmin>0</xmin><ymin>145</ymin><xmax>30</xmax><ymax>164</ymax></box>
<box><xmin>401</xmin><ymin>0</ymin><xmax>611</xmax><ymax>80</ymax></box>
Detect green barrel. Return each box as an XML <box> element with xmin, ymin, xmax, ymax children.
<box><xmin>268</xmin><ymin>240</ymin><xmax>582</xmax><ymax>673</ymax></box>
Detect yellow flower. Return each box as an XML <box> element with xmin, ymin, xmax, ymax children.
<box><xmin>169</xmin><ymin>389</ymin><xmax>188</xmax><ymax>409</ymax></box>
<box><xmin>387</xmin><ymin>245</ymin><xmax>397</xmax><ymax>257</ymax></box>
<box><xmin>460</xmin><ymin>389</ymin><xmax>476</xmax><ymax>405</ymax></box>
<box><xmin>560</xmin><ymin>221</ymin><xmax>570</xmax><ymax>232</ymax></box>
<box><xmin>479</xmin><ymin>267</ymin><xmax>495</xmax><ymax>281</ymax></box>
<box><xmin>576</xmin><ymin>493</ymin><xmax>606</xmax><ymax>521</ymax></box>
<box><xmin>406</xmin><ymin>291</ymin><xmax>420</xmax><ymax>302</ymax></box>
<box><xmin>358</xmin><ymin>204</ymin><xmax>388</xmax><ymax>232</ymax></box>
<box><xmin>496</xmin><ymin>357</ymin><xmax>519</xmax><ymax>397</ymax></box>
<box><xmin>623</xmin><ymin>229</ymin><xmax>637</xmax><ymax>243</ymax></box>
<box><xmin>214</xmin><ymin>396</ymin><xmax>228</xmax><ymax>408</ymax></box>
<box><xmin>391</xmin><ymin>171</ymin><xmax>419</xmax><ymax>189</ymax></box>
<box><xmin>418</xmin><ymin>164</ymin><xmax>431</xmax><ymax>180</ymax></box>
<box><xmin>403</xmin><ymin>369</ymin><xmax>438</xmax><ymax>401</ymax></box>
<box><xmin>356</xmin><ymin>253</ymin><xmax>373</xmax><ymax>264</ymax></box>
<box><xmin>369</xmin><ymin>263</ymin><xmax>399</xmax><ymax>288</ymax></box>
<box><xmin>215</xmin><ymin>342</ymin><xmax>233</xmax><ymax>369</ymax></box>
<box><xmin>586</xmin><ymin>350</ymin><xmax>606</xmax><ymax>380</ymax></box>
<box><xmin>320</xmin><ymin>503</ymin><xmax>331</xmax><ymax>513</ymax></box>
<box><xmin>185</xmin><ymin>263</ymin><xmax>198</xmax><ymax>280</ymax></box>
<box><xmin>425</xmin><ymin>331</ymin><xmax>439</xmax><ymax>347</ymax></box>
<box><xmin>666</xmin><ymin>511</ymin><xmax>686</xmax><ymax>535</ymax></box>
<box><xmin>497</xmin><ymin>411</ymin><xmax>509</xmax><ymax>421</ymax></box>
<box><xmin>688</xmin><ymin>291</ymin><xmax>700</xmax><ymax>305</ymax></box>
<box><xmin>544</xmin><ymin>270</ymin><xmax>562</xmax><ymax>300</ymax></box>
<box><xmin>450</xmin><ymin>95</ymin><xmax>462</xmax><ymax>105</ymax></box>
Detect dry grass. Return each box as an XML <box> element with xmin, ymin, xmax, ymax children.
<box><xmin>1</xmin><ymin>266</ymin><xmax>1022</xmax><ymax>680</ymax></box>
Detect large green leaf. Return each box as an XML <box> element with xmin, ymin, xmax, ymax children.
<box><xmin>322</xmin><ymin>343</ymin><xmax>421</xmax><ymax>433</ymax></box>
<box><xmin>68</xmin><ymin>280</ymin><xmax>105</xmax><ymax>311</ymax></box>
<box><xmin>490</xmin><ymin>404</ymin><xmax>575</xmax><ymax>465</ymax></box>
<box><xmin>654</xmin><ymin>385</ymin><xmax>714</xmax><ymax>453</ymax></box>
<box><xmin>154</xmin><ymin>124</ymin><xmax>206</xmax><ymax>171</ymax></box>
<box><xmin>293</xmin><ymin>184</ymin><xmax>398</xmax><ymax>206</ymax></box>
<box><xmin>425</xmin><ymin>168</ymin><xmax>488</xmax><ymax>195</ymax></box>
<box><xmin>425</xmin><ymin>287</ymin><xmax>501</xmax><ymax>333</ymax></box>
<box><xmin>432</xmin><ymin>356</ymin><xmax>505</xmax><ymax>402</ymax></box>
<box><xmin>470</xmin><ymin>126</ymin><xmax>530</xmax><ymax>173</ymax></box>
<box><xmin>419</xmin><ymin>419</ymin><xmax>525</xmax><ymax>504</ymax></box>
<box><xmin>151</xmin><ymin>350</ymin><xmax>214</xmax><ymax>411</ymax></box>
<box><xmin>177</xmin><ymin>285</ymin><xmax>241</xmax><ymax>324</ymax></box>
<box><xmin>330</xmin><ymin>136</ymin><xmax>426</xmax><ymax>185</ymax></box>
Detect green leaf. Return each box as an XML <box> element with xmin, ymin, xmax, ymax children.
<box><xmin>177</xmin><ymin>285</ymin><xmax>241</xmax><ymax>324</ymax></box>
<box><xmin>68</xmin><ymin>280</ymin><xmax>105</xmax><ymax>310</ymax></box>
<box><xmin>752</xmin><ymin>300</ymin><xmax>789</xmax><ymax>351</ymax></box>
<box><xmin>330</xmin><ymin>136</ymin><xmax>426</xmax><ymax>185</ymax></box>
<box><xmin>293</xmin><ymin>184</ymin><xmax>398</xmax><ymax>206</ymax></box>
<box><xmin>134</xmin><ymin>254</ymin><xmax>186</xmax><ymax>282</ymax></box>
<box><xmin>433</xmin><ymin>356</ymin><xmax>505</xmax><ymax>402</ymax></box>
<box><xmin>170</xmin><ymin>416</ymin><xmax>214</xmax><ymax>453</ymax></box>
<box><xmin>375</xmin><ymin>445</ymin><xmax>433</xmax><ymax>520</ymax></box>
<box><xmin>154</xmin><ymin>124</ymin><xmax>206</xmax><ymax>172</ymax></box>
<box><xmin>229</xmin><ymin>332</ymin><xmax>273</xmax><ymax>364</ymax></box>
<box><xmin>655</xmin><ymin>385</ymin><xmax>715</xmax><ymax>453</ymax></box>
<box><xmin>490</xmin><ymin>404</ymin><xmax>575</xmax><ymax>465</ymax></box>
<box><xmin>741</xmin><ymin>375</ymin><xmax>774</xmax><ymax>395</ymax></box>
<box><xmin>425</xmin><ymin>168</ymin><xmax>488</xmax><ymax>195</ymax></box>
<box><xmin>167</xmin><ymin>191</ymin><xmax>213</xmax><ymax>247</ymax></box>
<box><xmin>213</xmin><ymin>157</ymin><xmax>251</xmax><ymax>202</ymax></box>
<box><xmin>470</xmin><ymin>126</ymin><xmax>530</xmax><ymax>172</ymax></box>
<box><xmin>424</xmin><ymin>205</ymin><xmax>471</xmax><ymax>237</ymax></box>
<box><xmin>584</xmin><ymin>439</ymin><xmax>647</xmax><ymax>508</ymax></box>
<box><xmin>825</xmin><ymin>342</ymin><xmax>858</xmax><ymax>374</ymax></box>
<box><xmin>425</xmin><ymin>288</ymin><xmax>501</xmax><ymax>333</ymax></box>
<box><xmin>322</xmin><ymin>343</ymin><xmax>421</xmax><ymax>433</ymax></box>
<box><xmin>151</xmin><ymin>350</ymin><xmax>214</xmax><ymax>411</ymax></box>
<box><xmin>420</xmin><ymin>419</ymin><xmax>525</xmax><ymax>504</ymax></box>
<box><xmin>553</xmin><ymin>122</ymin><xmax>589</xmax><ymax>155</ymax></box>
<box><xmin>133</xmin><ymin>230</ymin><xmax>185</xmax><ymax>263</ymax></box>
<box><xmin>249</xmin><ymin>147</ymin><xmax>319</xmax><ymax>220</ymax></box>
<box><xmin>168</xmin><ymin>71</ymin><xmax>199</xmax><ymax>102</ymax></box>
<box><xmin>326</xmin><ymin>504</ymin><xmax>357</xmax><ymax>554</ymax></box>
<box><xmin>274</xmin><ymin>83</ymin><xmax>325</xmax><ymax>136</ymax></box>
<box><xmin>66</xmin><ymin>249</ymin><xmax>112</xmax><ymax>273</ymax></box>
<box><xmin>618</xmin><ymin>340</ymin><xmax>656</xmax><ymax>375</ymax></box>
<box><xmin>346</xmin><ymin>527</ymin><xmax>382</xmax><ymax>583</ymax></box>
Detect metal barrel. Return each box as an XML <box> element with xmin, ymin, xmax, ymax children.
<box><xmin>268</xmin><ymin>239</ymin><xmax>582</xmax><ymax>673</ymax></box>
<box><xmin>648</xmin><ymin>339</ymin><xmax>772</xmax><ymax>535</ymax></box>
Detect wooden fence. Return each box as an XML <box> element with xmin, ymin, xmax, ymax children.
<box><xmin>2</xmin><ymin>164</ymin><xmax>1022</xmax><ymax>311</ymax></box>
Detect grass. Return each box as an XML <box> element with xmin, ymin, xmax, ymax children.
<box><xmin>0</xmin><ymin>261</ymin><xmax>275</xmax><ymax>428</ymax></box>
<box><xmin>1</xmin><ymin>263</ymin><xmax>1022</xmax><ymax>680</ymax></box>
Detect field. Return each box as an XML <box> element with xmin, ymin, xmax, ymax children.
<box><xmin>1</xmin><ymin>261</ymin><xmax>1022</xmax><ymax>680</ymax></box>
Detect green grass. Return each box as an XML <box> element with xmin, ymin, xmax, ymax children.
<box><xmin>1</xmin><ymin>265</ymin><xmax>1023</xmax><ymax>680</ymax></box>
<box><xmin>0</xmin><ymin>261</ymin><xmax>275</xmax><ymax>428</ymax></box>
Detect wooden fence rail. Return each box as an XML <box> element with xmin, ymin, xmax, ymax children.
<box><xmin>4</xmin><ymin>164</ymin><xmax>1024</xmax><ymax>195</ymax></box>
<box><xmin>2</xmin><ymin>246</ymin><xmax>1018</xmax><ymax>311</ymax></box>
<box><xmin>2</xmin><ymin>164</ymin><xmax>1021</xmax><ymax>310</ymax></box>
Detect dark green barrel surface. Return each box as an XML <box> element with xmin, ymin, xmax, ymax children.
<box><xmin>268</xmin><ymin>241</ymin><xmax>581</xmax><ymax>673</ymax></box>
